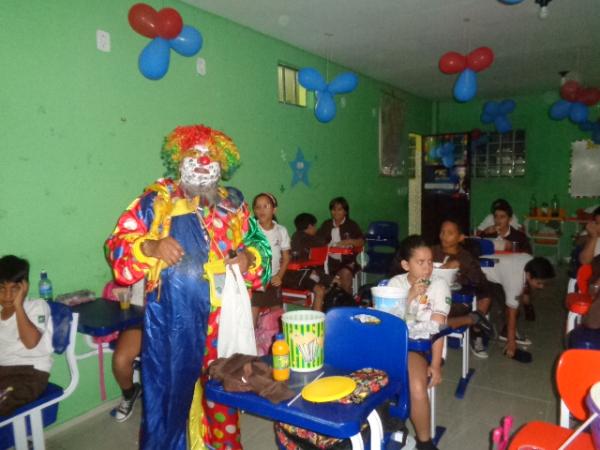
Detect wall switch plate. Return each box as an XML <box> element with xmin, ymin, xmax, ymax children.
<box><xmin>96</xmin><ymin>30</ymin><xmax>111</xmax><ymax>52</ymax></box>
<box><xmin>196</xmin><ymin>57</ymin><xmax>206</xmax><ymax>76</ymax></box>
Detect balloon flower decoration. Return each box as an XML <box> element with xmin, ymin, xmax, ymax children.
<box><xmin>128</xmin><ymin>3</ymin><xmax>203</xmax><ymax>80</ymax></box>
<box><xmin>549</xmin><ymin>81</ymin><xmax>600</xmax><ymax>126</ymax></box>
<box><xmin>580</xmin><ymin>120</ymin><xmax>600</xmax><ymax>145</ymax></box>
<box><xmin>481</xmin><ymin>99</ymin><xmax>516</xmax><ymax>133</ymax></box>
<box><xmin>298</xmin><ymin>68</ymin><xmax>359</xmax><ymax>123</ymax></box>
<box><xmin>439</xmin><ymin>47</ymin><xmax>494</xmax><ymax>102</ymax></box>
<box><xmin>429</xmin><ymin>142</ymin><xmax>456</xmax><ymax>169</ymax></box>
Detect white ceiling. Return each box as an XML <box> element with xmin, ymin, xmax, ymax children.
<box><xmin>181</xmin><ymin>0</ymin><xmax>600</xmax><ymax>101</ymax></box>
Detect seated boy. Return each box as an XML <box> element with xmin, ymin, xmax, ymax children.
<box><xmin>0</xmin><ymin>255</ymin><xmax>54</xmax><ymax>416</ymax></box>
<box><xmin>432</xmin><ymin>219</ymin><xmax>493</xmax><ymax>358</ymax></box>
<box><xmin>476</xmin><ymin>198</ymin><xmax>521</xmax><ymax>235</ymax></box>
<box><xmin>479</xmin><ymin>199</ymin><xmax>535</xmax><ymax>321</ymax></box>
<box><xmin>282</xmin><ymin>213</ymin><xmax>330</xmax><ymax>311</ymax></box>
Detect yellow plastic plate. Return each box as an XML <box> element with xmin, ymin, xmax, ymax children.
<box><xmin>301</xmin><ymin>376</ymin><xmax>357</xmax><ymax>403</ymax></box>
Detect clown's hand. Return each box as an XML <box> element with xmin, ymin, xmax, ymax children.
<box><xmin>142</xmin><ymin>237</ymin><xmax>184</xmax><ymax>266</ymax></box>
<box><xmin>226</xmin><ymin>249</ymin><xmax>253</xmax><ymax>274</ymax></box>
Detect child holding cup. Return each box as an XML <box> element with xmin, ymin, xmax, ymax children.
<box><xmin>387</xmin><ymin>235</ymin><xmax>451</xmax><ymax>450</ymax></box>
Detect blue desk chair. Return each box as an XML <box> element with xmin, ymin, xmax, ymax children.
<box><xmin>0</xmin><ymin>302</ymin><xmax>80</xmax><ymax>450</ymax></box>
<box><xmin>448</xmin><ymin>288</ymin><xmax>477</xmax><ymax>399</ymax></box>
<box><xmin>363</xmin><ymin>221</ymin><xmax>399</xmax><ymax>277</ymax></box>
<box><xmin>324</xmin><ymin>307</ymin><xmax>410</xmax><ymax>448</ymax></box>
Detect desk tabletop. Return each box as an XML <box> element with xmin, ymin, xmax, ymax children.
<box><xmin>70</xmin><ymin>298</ymin><xmax>144</xmax><ymax>337</ymax></box>
<box><xmin>205</xmin><ymin>365</ymin><xmax>403</xmax><ymax>439</ymax></box>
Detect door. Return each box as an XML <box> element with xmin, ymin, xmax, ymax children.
<box><xmin>421</xmin><ymin>132</ymin><xmax>471</xmax><ymax>244</ymax></box>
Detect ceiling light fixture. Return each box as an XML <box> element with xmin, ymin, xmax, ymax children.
<box><xmin>535</xmin><ymin>0</ymin><xmax>552</xmax><ymax>19</ymax></box>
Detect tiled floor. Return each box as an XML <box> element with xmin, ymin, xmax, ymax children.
<box><xmin>45</xmin><ymin>271</ymin><xmax>568</xmax><ymax>450</ymax></box>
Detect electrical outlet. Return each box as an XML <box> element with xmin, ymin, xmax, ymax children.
<box><xmin>96</xmin><ymin>30</ymin><xmax>111</xmax><ymax>53</ymax></box>
<box><xmin>196</xmin><ymin>57</ymin><xmax>206</xmax><ymax>76</ymax></box>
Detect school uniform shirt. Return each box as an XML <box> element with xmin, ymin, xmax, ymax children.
<box><xmin>318</xmin><ymin>218</ymin><xmax>363</xmax><ymax>262</ymax></box>
<box><xmin>480</xmin><ymin>225</ymin><xmax>532</xmax><ymax>254</ymax></box>
<box><xmin>0</xmin><ymin>298</ymin><xmax>54</xmax><ymax>373</ymax></box>
<box><xmin>260</xmin><ymin>222</ymin><xmax>291</xmax><ymax>275</ymax></box>
<box><xmin>387</xmin><ymin>274</ymin><xmax>452</xmax><ymax>323</ymax></box>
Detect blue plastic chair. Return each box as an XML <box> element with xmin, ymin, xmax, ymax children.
<box><xmin>364</xmin><ymin>221</ymin><xmax>399</xmax><ymax>275</ymax></box>
<box><xmin>324</xmin><ymin>306</ymin><xmax>410</xmax><ymax>448</ymax></box>
<box><xmin>0</xmin><ymin>302</ymin><xmax>80</xmax><ymax>450</ymax></box>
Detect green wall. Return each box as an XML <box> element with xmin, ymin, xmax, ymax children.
<box><xmin>436</xmin><ymin>92</ymin><xmax>600</xmax><ymax>256</ymax></box>
<box><xmin>0</xmin><ymin>0</ymin><xmax>431</xmax><ymax>424</ymax></box>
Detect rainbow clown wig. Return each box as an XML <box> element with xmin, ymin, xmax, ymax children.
<box><xmin>161</xmin><ymin>125</ymin><xmax>241</xmax><ymax>180</ymax></box>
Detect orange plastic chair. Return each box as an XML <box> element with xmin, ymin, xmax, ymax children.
<box><xmin>566</xmin><ymin>264</ymin><xmax>594</xmax><ymax>335</ymax></box>
<box><xmin>508</xmin><ymin>349</ymin><xmax>600</xmax><ymax>449</ymax></box>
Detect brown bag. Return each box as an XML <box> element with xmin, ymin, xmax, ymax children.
<box><xmin>208</xmin><ymin>353</ymin><xmax>295</xmax><ymax>403</ymax></box>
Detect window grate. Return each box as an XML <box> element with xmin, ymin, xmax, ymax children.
<box><xmin>277</xmin><ymin>64</ymin><xmax>307</xmax><ymax>107</ymax></box>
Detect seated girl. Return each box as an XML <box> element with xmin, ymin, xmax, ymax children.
<box><xmin>387</xmin><ymin>236</ymin><xmax>450</xmax><ymax>450</ymax></box>
<box><xmin>317</xmin><ymin>197</ymin><xmax>364</xmax><ymax>294</ymax></box>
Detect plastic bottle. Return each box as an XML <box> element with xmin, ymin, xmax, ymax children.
<box><xmin>39</xmin><ymin>271</ymin><xmax>53</xmax><ymax>301</ymax></box>
<box><xmin>529</xmin><ymin>194</ymin><xmax>537</xmax><ymax>216</ymax></box>
<box><xmin>272</xmin><ymin>333</ymin><xmax>290</xmax><ymax>381</ymax></box>
<box><xmin>551</xmin><ymin>194</ymin><xmax>560</xmax><ymax>217</ymax></box>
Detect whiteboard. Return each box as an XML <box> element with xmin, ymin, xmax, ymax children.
<box><xmin>570</xmin><ymin>140</ymin><xmax>600</xmax><ymax>198</ymax></box>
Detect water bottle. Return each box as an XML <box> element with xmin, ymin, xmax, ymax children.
<box><xmin>272</xmin><ymin>333</ymin><xmax>290</xmax><ymax>381</ymax></box>
<box><xmin>39</xmin><ymin>271</ymin><xmax>53</xmax><ymax>301</ymax></box>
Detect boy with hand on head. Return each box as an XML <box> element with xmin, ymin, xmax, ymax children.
<box><xmin>0</xmin><ymin>255</ymin><xmax>54</xmax><ymax>416</ymax></box>
<box><xmin>499</xmin><ymin>257</ymin><xmax>554</xmax><ymax>362</ymax></box>
<box><xmin>282</xmin><ymin>213</ymin><xmax>330</xmax><ymax>311</ymax></box>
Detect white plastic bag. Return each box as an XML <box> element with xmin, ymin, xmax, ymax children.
<box><xmin>217</xmin><ymin>264</ymin><xmax>257</xmax><ymax>358</ymax></box>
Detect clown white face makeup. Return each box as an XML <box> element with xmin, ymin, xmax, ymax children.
<box><xmin>179</xmin><ymin>146</ymin><xmax>221</xmax><ymax>189</ymax></box>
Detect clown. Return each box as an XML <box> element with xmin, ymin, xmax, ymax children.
<box><xmin>105</xmin><ymin>125</ymin><xmax>270</xmax><ymax>450</ymax></box>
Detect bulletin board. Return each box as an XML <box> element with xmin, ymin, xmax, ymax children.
<box><xmin>570</xmin><ymin>140</ymin><xmax>600</xmax><ymax>197</ymax></box>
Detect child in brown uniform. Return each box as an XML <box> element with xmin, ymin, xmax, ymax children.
<box><xmin>432</xmin><ymin>219</ymin><xmax>494</xmax><ymax>358</ymax></box>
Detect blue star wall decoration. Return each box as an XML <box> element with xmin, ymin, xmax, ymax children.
<box><xmin>289</xmin><ymin>148</ymin><xmax>311</xmax><ymax>187</ymax></box>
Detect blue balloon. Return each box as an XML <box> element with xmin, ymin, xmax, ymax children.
<box><xmin>442</xmin><ymin>155</ymin><xmax>455</xmax><ymax>169</ymax></box>
<box><xmin>169</xmin><ymin>25</ymin><xmax>203</xmax><ymax>57</ymax></box>
<box><xmin>328</xmin><ymin>72</ymin><xmax>358</xmax><ymax>95</ymax></box>
<box><xmin>314</xmin><ymin>90</ymin><xmax>336</xmax><ymax>123</ymax></box>
<box><xmin>298</xmin><ymin>68</ymin><xmax>327</xmax><ymax>91</ymax></box>
<box><xmin>454</xmin><ymin>69</ymin><xmax>477</xmax><ymax>102</ymax></box>
<box><xmin>139</xmin><ymin>38</ymin><xmax>171</xmax><ymax>80</ymax></box>
<box><xmin>498</xmin><ymin>0</ymin><xmax>525</xmax><ymax>4</ymax></box>
<box><xmin>494</xmin><ymin>115</ymin><xmax>512</xmax><ymax>133</ymax></box>
<box><xmin>549</xmin><ymin>100</ymin><xmax>571</xmax><ymax>120</ymax></box>
<box><xmin>580</xmin><ymin>121</ymin><xmax>594</xmax><ymax>132</ymax></box>
<box><xmin>481</xmin><ymin>113</ymin><xmax>494</xmax><ymax>124</ymax></box>
<box><xmin>569</xmin><ymin>102</ymin><xmax>589</xmax><ymax>124</ymax></box>
<box><xmin>499</xmin><ymin>99</ymin><xmax>516</xmax><ymax>114</ymax></box>
<box><xmin>483</xmin><ymin>101</ymin><xmax>499</xmax><ymax>117</ymax></box>
<box><xmin>440</xmin><ymin>142</ymin><xmax>455</xmax><ymax>157</ymax></box>
<box><xmin>429</xmin><ymin>146</ymin><xmax>441</xmax><ymax>159</ymax></box>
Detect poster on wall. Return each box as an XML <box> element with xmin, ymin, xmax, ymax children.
<box><xmin>570</xmin><ymin>140</ymin><xmax>600</xmax><ymax>197</ymax></box>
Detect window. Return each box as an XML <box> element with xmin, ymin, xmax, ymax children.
<box><xmin>277</xmin><ymin>64</ymin><xmax>307</xmax><ymax>107</ymax></box>
<box><xmin>378</xmin><ymin>94</ymin><xmax>406</xmax><ymax>176</ymax></box>
<box><xmin>471</xmin><ymin>130</ymin><xmax>526</xmax><ymax>178</ymax></box>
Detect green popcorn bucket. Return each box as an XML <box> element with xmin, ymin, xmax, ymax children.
<box><xmin>282</xmin><ymin>310</ymin><xmax>325</xmax><ymax>372</ymax></box>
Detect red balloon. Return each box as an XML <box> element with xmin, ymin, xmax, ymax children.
<box><xmin>466</xmin><ymin>47</ymin><xmax>494</xmax><ymax>72</ymax></box>
<box><xmin>156</xmin><ymin>8</ymin><xmax>183</xmax><ymax>40</ymax></box>
<box><xmin>439</xmin><ymin>52</ymin><xmax>467</xmax><ymax>74</ymax></box>
<box><xmin>560</xmin><ymin>80</ymin><xmax>581</xmax><ymax>102</ymax></box>
<box><xmin>128</xmin><ymin>3</ymin><xmax>158</xmax><ymax>38</ymax></box>
<box><xmin>577</xmin><ymin>87</ymin><xmax>600</xmax><ymax>106</ymax></box>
